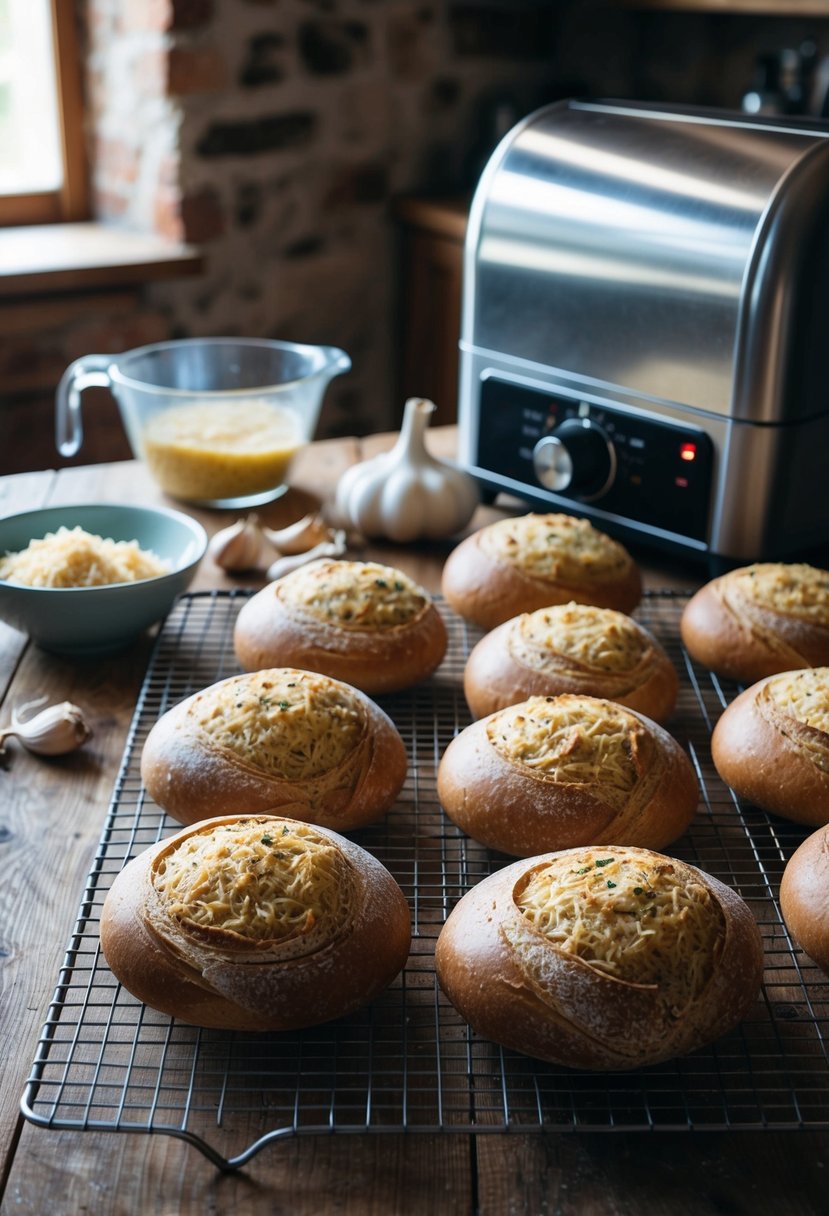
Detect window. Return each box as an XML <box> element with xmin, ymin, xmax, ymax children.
<box><xmin>0</xmin><ymin>0</ymin><xmax>87</xmax><ymax>226</ymax></box>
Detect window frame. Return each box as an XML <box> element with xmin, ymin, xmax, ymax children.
<box><xmin>0</xmin><ymin>0</ymin><xmax>88</xmax><ymax>227</ymax></box>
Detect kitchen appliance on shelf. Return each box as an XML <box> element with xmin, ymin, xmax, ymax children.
<box><xmin>457</xmin><ymin>99</ymin><xmax>829</xmax><ymax>567</ymax></box>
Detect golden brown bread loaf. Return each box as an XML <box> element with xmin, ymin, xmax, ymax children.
<box><xmin>440</xmin><ymin>513</ymin><xmax>641</xmax><ymax>631</ymax></box>
<box><xmin>233</xmin><ymin>558</ymin><xmax>447</xmax><ymax>694</ymax></box>
<box><xmin>680</xmin><ymin>562</ymin><xmax>829</xmax><ymax>684</ymax></box>
<box><xmin>463</xmin><ymin>602</ymin><xmax>678</xmax><ymax>722</ymax></box>
<box><xmin>100</xmin><ymin>814</ymin><xmax>412</xmax><ymax>1030</ymax></box>
<box><xmin>780</xmin><ymin>824</ymin><xmax>829</xmax><ymax>975</ymax></box>
<box><xmin>437</xmin><ymin>693</ymin><xmax>698</xmax><ymax>857</ymax></box>
<box><xmin>435</xmin><ymin>845</ymin><xmax>764</xmax><ymax>1070</ymax></box>
<box><xmin>140</xmin><ymin>667</ymin><xmax>407</xmax><ymax>830</ymax></box>
<box><xmin>711</xmin><ymin>667</ymin><xmax>829</xmax><ymax>826</ymax></box>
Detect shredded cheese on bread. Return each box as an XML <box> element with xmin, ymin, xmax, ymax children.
<box><xmin>767</xmin><ymin>668</ymin><xmax>829</xmax><ymax>733</ymax></box>
<box><xmin>729</xmin><ymin>563</ymin><xmax>829</xmax><ymax>623</ymax></box>
<box><xmin>153</xmin><ymin>818</ymin><xmax>352</xmax><ymax>953</ymax></box>
<box><xmin>487</xmin><ymin>695</ymin><xmax>644</xmax><ymax>810</ymax></box>
<box><xmin>480</xmin><ymin>514</ymin><xmax>631</xmax><ymax>583</ymax></box>
<box><xmin>191</xmin><ymin>669</ymin><xmax>365</xmax><ymax>779</ymax></box>
<box><xmin>514</xmin><ymin>850</ymin><xmax>724</xmax><ymax>1015</ymax></box>
<box><xmin>277</xmin><ymin>559</ymin><xmax>428</xmax><ymax>629</ymax></box>
<box><xmin>0</xmin><ymin>525</ymin><xmax>169</xmax><ymax>588</ymax></box>
<box><xmin>510</xmin><ymin>603</ymin><xmax>648</xmax><ymax>675</ymax></box>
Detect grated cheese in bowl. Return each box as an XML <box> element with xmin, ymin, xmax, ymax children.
<box><xmin>0</xmin><ymin>525</ymin><xmax>170</xmax><ymax>588</ymax></box>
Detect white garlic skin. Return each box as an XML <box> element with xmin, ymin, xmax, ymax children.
<box><xmin>262</xmin><ymin>512</ymin><xmax>332</xmax><ymax>556</ymax></box>
<box><xmin>334</xmin><ymin>398</ymin><xmax>479</xmax><ymax>543</ymax></box>
<box><xmin>208</xmin><ymin>516</ymin><xmax>265</xmax><ymax>572</ymax></box>
<box><xmin>265</xmin><ymin>530</ymin><xmax>347</xmax><ymax>581</ymax></box>
<box><xmin>0</xmin><ymin>697</ymin><xmax>92</xmax><ymax>757</ymax></box>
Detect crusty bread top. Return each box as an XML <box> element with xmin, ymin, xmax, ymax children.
<box><xmin>186</xmin><ymin>668</ymin><xmax>365</xmax><ymax>780</ymax></box>
<box><xmin>150</xmin><ymin>816</ymin><xmax>355</xmax><ymax>961</ymax></box>
<box><xmin>509</xmin><ymin>603</ymin><xmax>649</xmax><ymax>675</ymax></box>
<box><xmin>480</xmin><ymin>514</ymin><xmax>633</xmax><ymax>584</ymax></box>
<box><xmin>724</xmin><ymin>563</ymin><xmax>829</xmax><ymax>623</ymax></box>
<box><xmin>486</xmin><ymin>695</ymin><xmax>647</xmax><ymax>811</ymax></box>
<box><xmin>765</xmin><ymin>667</ymin><xmax>829</xmax><ymax>733</ymax></box>
<box><xmin>511</xmin><ymin>848</ymin><xmax>725</xmax><ymax>1015</ymax></box>
<box><xmin>276</xmin><ymin>559</ymin><xmax>430</xmax><ymax>630</ymax></box>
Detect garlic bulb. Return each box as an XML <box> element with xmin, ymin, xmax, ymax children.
<box><xmin>0</xmin><ymin>696</ymin><xmax>92</xmax><ymax>757</ymax></box>
<box><xmin>208</xmin><ymin>515</ymin><xmax>265</xmax><ymax>572</ymax></box>
<box><xmin>334</xmin><ymin>398</ymin><xmax>479</xmax><ymax>543</ymax></box>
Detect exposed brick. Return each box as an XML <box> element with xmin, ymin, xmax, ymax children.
<box><xmin>154</xmin><ymin>187</ymin><xmax>185</xmax><ymax>241</ymax></box>
<box><xmin>240</xmin><ymin>32</ymin><xmax>286</xmax><ymax>87</ymax></box>
<box><xmin>167</xmin><ymin>46</ymin><xmax>229</xmax><ymax>94</ymax></box>
<box><xmin>120</xmin><ymin>0</ymin><xmax>173</xmax><ymax>34</ymax></box>
<box><xmin>196</xmin><ymin>113</ymin><xmax>316</xmax><ymax>157</ymax></box>
<box><xmin>180</xmin><ymin>187</ymin><xmax>227</xmax><ymax>242</ymax></box>
<box><xmin>298</xmin><ymin>20</ymin><xmax>370</xmax><ymax>76</ymax></box>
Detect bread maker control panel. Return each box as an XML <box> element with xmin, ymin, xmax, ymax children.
<box><xmin>476</xmin><ymin>376</ymin><xmax>714</xmax><ymax>541</ymax></box>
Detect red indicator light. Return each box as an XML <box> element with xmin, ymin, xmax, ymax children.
<box><xmin>680</xmin><ymin>443</ymin><xmax>697</xmax><ymax>462</ymax></box>
<box><xmin>675</xmin><ymin>476</ymin><xmax>689</xmax><ymax>489</ymax></box>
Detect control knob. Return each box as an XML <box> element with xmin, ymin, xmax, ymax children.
<box><xmin>532</xmin><ymin>418</ymin><xmax>616</xmax><ymax>500</ymax></box>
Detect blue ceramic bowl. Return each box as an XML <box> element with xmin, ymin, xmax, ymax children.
<box><xmin>0</xmin><ymin>503</ymin><xmax>207</xmax><ymax>656</ymax></box>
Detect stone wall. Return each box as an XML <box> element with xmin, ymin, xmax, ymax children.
<box><xmin>84</xmin><ymin>0</ymin><xmax>564</xmax><ymax>438</ymax></box>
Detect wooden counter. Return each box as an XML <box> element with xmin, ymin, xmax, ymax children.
<box><xmin>0</xmin><ymin>431</ymin><xmax>827</xmax><ymax>1215</ymax></box>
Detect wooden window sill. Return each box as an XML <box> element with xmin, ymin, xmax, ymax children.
<box><xmin>0</xmin><ymin>222</ymin><xmax>203</xmax><ymax>297</ymax></box>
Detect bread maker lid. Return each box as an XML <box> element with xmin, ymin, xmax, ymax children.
<box><xmin>463</xmin><ymin>100</ymin><xmax>829</xmax><ymax>424</ymax></box>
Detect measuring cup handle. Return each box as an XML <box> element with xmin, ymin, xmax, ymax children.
<box><xmin>55</xmin><ymin>354</ymin><xmax>114</xmax><ymax>458</ymax></box>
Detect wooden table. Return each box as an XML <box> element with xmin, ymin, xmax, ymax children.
<box><xmin>0</xmin><ymin>432</ymin><xmax>827</xmax><ymax>1215</ymax></box>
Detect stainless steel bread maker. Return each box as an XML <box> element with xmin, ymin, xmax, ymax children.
<box><xmin>457</xmin><ymin>99</ymin><xmax>829</xmax><ymax>564</ymax></box>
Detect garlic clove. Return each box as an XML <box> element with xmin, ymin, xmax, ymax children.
<box><xmin>262</xmin><ymin>512</ymin><xmax>332</xmax><ymax>556</ymax></box>
<box><xmin>0</xmin><ymin>695</ymin><xmax>92</xmax><ymax>757</ymax></box>
<box><xmin>208</xmin><ymin>515</ymin><xmax>265</xmax><ymax>572</ymax></box>
<box><xmin>265</xmin><ymin>530</ymin><xmax>347</xmax><ymax>581</ymax></box>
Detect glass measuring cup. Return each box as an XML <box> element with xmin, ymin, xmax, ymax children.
<box><xmin>56</xmin><ymin>337</ymin><xmax>351</xmax><ymax>508</ymax></box>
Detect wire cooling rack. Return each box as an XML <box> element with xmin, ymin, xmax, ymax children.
<box><xmin>20</xmin><ymin>590</ymin><xmax>829</xmax><ymax>1169</ymax></box>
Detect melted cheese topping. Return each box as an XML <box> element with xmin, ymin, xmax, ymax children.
<box><xmin>486</xmin><ymin>695</ymin><xmax>641</xmax><ymax>811</ymax></box>
<box><xmin>153</xmin><ymin>818</ymin><xmax>351</xmax><ymax>949</ymax></box>
<box><xmin>480</xmin><ymin>514</ymin><xmax>631</xmax><ymax>582</ymax></box>
<box><xmin>515</xmin><ymin>850</ymin><xmax>724</xmax><ymax>1013</ymax></box>
<box><xmin>0</xmin><ymin>525</ymin><xmax>169</xmax><ymax>588</ymax></box>
<box><xmin>278</xmin><ymin>559</ymin><xmax>427</xmax><ymax>629</ymax></box>
<box><xmin>731</xmin><ymin>563</ymin><xmax>829</xmax><ymax>623</ymax></box>
<box><xmin>767</xmin><ymin>668</ymin><xmax>829</xmax><ymax>733</ymax></box>
<box><xmin>509</xmin><ymin>603</ymin><xmax>648</xmax><ymax>674</ymax></box>
<box><xmin>192</xmin><ymin>669</ymin><xmax>365</xmax><ymax>779</ymax></box>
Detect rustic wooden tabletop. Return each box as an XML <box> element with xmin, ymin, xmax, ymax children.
<box><xmin>0</xmin><ymin>432</ymin><xmax>826</xmax><ymax>1215</ymax></box>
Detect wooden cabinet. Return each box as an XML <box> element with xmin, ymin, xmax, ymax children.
<box><xmin>393</xmin><ymin>196</ymin><xmax>468</xmax><ymax>428</ymax></box>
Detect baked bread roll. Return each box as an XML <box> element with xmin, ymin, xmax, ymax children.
<box><xmin>437</xmin><ymin>693</ymin><xmax>698</xmax><ymax>857</ymax></box>
<box><xmin>441</xmin><ymin>513</ymin><xmax>641</xmax><ymax>631</ymax></box>
<box><xmin>100</xmin><ymin>814</ymin><xmax>412</xmax><ymax>1030</ymax></box>
<box><xmin>780</xmin><ymin>824</ymin><xmax>829</xmax><ymax>975</ymax></box>
<box><xmin>435</xmin><ymin>845</ymin><xmax>764</xmax><ymax>1070</ymax></box>
<box><xmin>140</xmin><ymin>667</ymin><xmax>407</xmax><ymax>830</ymax></box>
<box><xmin>463</xmin><ymin>602</ymin><xmax>678</xmax><ymax>722</ymax></box>
<box><xmin>234</xmin><ymin>559</ymin><xmax>447</xmax><ymax>694</ymax></box>
<box><xmin>680</xmin><ymin>562</ymin><xmax>829</xmax><ymax>684</ymax></box>
<box><xmin>711</xmin><ymin>667</ymin><xmax>829</xmax><ymax>826</ymax></box>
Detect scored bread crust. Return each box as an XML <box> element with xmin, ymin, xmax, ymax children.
<box><xmin>437</xmin><ymin>694</ymin><xmax>698</xmax><ymax>857</ymax></box>
<box><xmin>140</xmin><ymin>668</ymin><xmax>407</xmax><ymax>829</ymax></box>
<box><xmin>780</xmin><ymin>824</ymin><xmax>829</xmax><ymax>975</ymax></box>
<box><xmin>233</xmin><ymin>559</ymin><xmax>447</xmax><ymax>694</ymax></box>
<box><xmin>100</xmin><ymin>815</ymin><xmax>412</xmax><ymax>1031</ymax></box>
<box><xmin>680</xmin><ymin>564</ymin><xmax>829</xmax><ymax>684</ymax></box>
<box><xmin>434</xmin><ymin>846</ymin><xmax>764</xmax><ymax>1071</ymax></box>
<box><xmin>463</xmin><ymin>608</ymin><xmax>678</xmax><ymax>722</ymax></box>
<box><xmin>441</xmin><ymin>515</ymin><xmax>642</xmax><ymax>632</ymax></box>
<box><xmin>711</xmin><ymin>671</ymin><xmax>829</xmax><ymax>826</ymax></box>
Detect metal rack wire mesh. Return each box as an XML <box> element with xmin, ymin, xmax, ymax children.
<box><xmin>21</xmin><ymin>590</ymin><xmax>829</xmax><ymax>1169</ymax></box>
